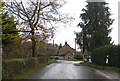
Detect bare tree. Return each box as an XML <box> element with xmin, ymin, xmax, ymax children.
<box><xmin>5</xmin><ymin>0</ymin><xmax>70</xmax><ymax>57</ymax></box>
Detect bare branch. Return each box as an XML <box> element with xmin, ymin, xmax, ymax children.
<box><xmin>6</xmin><ymin>5</ymin><xmax>27</xmax><ymax>21</ymax></box>
<box><xmin>41</xmin><ymin>4</ymin><xmax>51</xmax><ymax>9</ymax></box>
<box><xmin>12</xmin><ymin>2</ymin><xmax>29</xmax><ymax>20</ymax></box>
<box><xmin>12</xmin><ymin>30</ymin><xmax>31</xmax><ymax>33</ymax></box>
<box><xmin>30</xmin><ymin>1</ymin><xmax>38</xmax><ymax>22</ymax></box>
<box><xmin>20</xmin><ymin>0</ymin><xmax>30</xmax><ymax>20</ymax></box>
<box><xmin>34</xmin><ymin>2</ymin><xmax>41</xmax><ymax>27</ymax></box>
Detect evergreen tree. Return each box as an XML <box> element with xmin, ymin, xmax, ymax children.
<box><xmin>58</xmin><ymin>43</ymin><xmax>62</xmax><ymax>49</ymax></box>
<box><xmin>0</xmin><ymin>0</ymin><xmax>18</xmax><ymax>46</ymax></box>
<box><xmin>2</xmin><ymin>12</ymin><xmax>18</xmax><ymax>46</ymax></box>
<box><xmin>76</xmin><ymin>2</ymin><xmax>114</xmax><ymax>52</ymax></box>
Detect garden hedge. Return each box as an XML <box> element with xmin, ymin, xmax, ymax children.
<box><xmin>91</xmin><ymin>45</ymin><xmax>119</xmax><ymax>67</ymax></box>
<box><xmin>74</xmin><ymin>54</ymin><xmax>83</xmax><ymax>60</ymax></box>
<box><xmin>2</xmin><ymin>57</ymin><xmax>48</xmax><ymax>79</ymax></box>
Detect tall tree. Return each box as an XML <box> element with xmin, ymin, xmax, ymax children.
<box><xmin>5</xmin><ymin>0</ymin><xmax>69</xmax><ymax>57</ymax></box>
<box><xmin>76</xmin><ymin>2</ymin><xmax>114</xmax><ymax>53</ymax></box>
<box><xmin>2</xmin><ymin>12</ymin><xmax>18</xmax><ymax>46</ymax></box>
<box><xmin>0</xmin><ymin>0</ymin><xmax>18</xmax><ymax>46</ymax></box>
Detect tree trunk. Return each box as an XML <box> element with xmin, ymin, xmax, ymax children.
<box><xmin>31</xmin><ymin>28</ymin><xmax>35</xmax><ymax>57</ymax></box>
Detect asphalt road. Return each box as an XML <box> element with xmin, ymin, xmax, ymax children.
<box><xmin>25</xmin><ymin>60</ymin><xmax>119</xmax><ymax>80</ymax></box>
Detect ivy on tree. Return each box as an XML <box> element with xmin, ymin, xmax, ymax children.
<box><xmin>76</xmin><ymin>2</ymin><xmax>114</xmax><ymax>53</ymax></box>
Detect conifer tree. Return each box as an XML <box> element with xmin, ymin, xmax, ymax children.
<box><xmin>76</xmin><ymin>2</ymin><xmax>114</xmax><ymax>52</ymax></box>
<box><xmin>0</xmin><ymin>0</ymin><xmax>18</xmax><ymax>46</ymax></box>
<box><xmin>2</xmin><ymin>12</ymin><xmax>18</xmax><ymax>46</ymax></box>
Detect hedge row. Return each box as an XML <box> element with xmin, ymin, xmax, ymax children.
<box><xmin>74</xmin><ymin>54</ymin><xmax>83</xmax><ymax>60</ymax></box>
<box><xmin>91</xmin><ymin>45</ymin><xmax>119</xmax><ymax>67</ymax></box>
<box><xmin>2</xmin><ymin>57</ymin><xmax>48</xmax><ymax>79</ymax></box>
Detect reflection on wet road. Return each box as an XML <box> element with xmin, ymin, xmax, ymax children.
<box><xmin>25</xmin><ymin>60</ymin><xmax>118</xmax><ymax>80</ymax></box>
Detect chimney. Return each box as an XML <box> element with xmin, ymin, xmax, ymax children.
<box><xmin>65</xmin><ymin>41</ymin><xmax>67</xmax><ymax>45</ymax></box>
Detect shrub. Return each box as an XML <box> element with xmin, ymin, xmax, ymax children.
<box><xmin>74</xmin><ymin>54</ymin><xmax>83</xmax><ymax>60</ymax></box>
<box><xmin>2</xmin><ymin>59</ymin><xmax>26</xmax><ymax>78</ymax></box>
<box><xmin>37</xmin><ymin>54</ymin><xmax>44</xmax><ymax>57</ymax></box>
<box><xmin>38</xmin><ymin>57</ymin><xmax>48</xmax><ymax>63</ymax></box>
<box><xmin>2</xmin><ymin>57</ymin><xmax>48</xmax><ymax>79</ymax></box>
<box><xmin>118</xmin><ymin>45</ymin><xmax>120</xmax><ymax>67</ymax></box>
<box><xmin>91</xmin><ymin>45</ymin><xmax>119</xmax><ymax>67</ymax></box>
<box><xmin>49</xmin><ymin>57</ymin><xmax>53</xmax><ymax>59</ymax></box>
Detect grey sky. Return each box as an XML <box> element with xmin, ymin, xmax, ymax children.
<box><xmin>48</xmin><ymin>0</ymin><xmax>119</xmax><ymax>51</ymax></box>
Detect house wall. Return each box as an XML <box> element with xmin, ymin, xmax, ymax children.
<box><xmin>59</xmin><ymin>57</ymin><xmax>64</xmax><ymax>60</ymax></box>
<box><xmin>58</xmin><ymin>42</ymin><xmax>76</xmax><ymax>59</ymax></box>
<box><xmin>65</xmin><ymin>53</ymin><xmax>74</xmax><ymax>59</ymax></box>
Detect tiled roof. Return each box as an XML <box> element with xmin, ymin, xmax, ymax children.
<box><xmin>59</xmin><ymin>51</ymin><xmax>73</xmax><ymax>56</ymax></box>
<box><xmin>59</xmin><ymin>42</ymin><xmax>75</xmax><ymax>55</ymax></box>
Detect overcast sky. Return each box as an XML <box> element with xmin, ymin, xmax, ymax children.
<box><xmin>48</xmin><ymin>0</ymin><xmax>119</xmax><ymax>51</ymax></box>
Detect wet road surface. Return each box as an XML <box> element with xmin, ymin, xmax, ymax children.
<box><xmin>25</xmin><ymin>60</ymin><xmax>119</xmax><ymax>80</ymax></box>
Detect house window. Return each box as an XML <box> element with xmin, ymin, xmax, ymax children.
<box><xmin>68</xmin><ymin>56</ymin><xmax>71</xmax><ymax>59</ymax></box>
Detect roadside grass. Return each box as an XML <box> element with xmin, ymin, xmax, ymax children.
<box><xmin>64</xmin><ymin>59</ymin><xmax>82</xmax><ymax>61</ymax></box>
<box><xmin>81</xmin><ymin>62</ymin><xmax>120</xmax><ymax>72</ymax></box>
<box><xmin>14</xmin><ymin>60</ymin><xmax>57</xmax><ymax>79</ymax></box>
<box><xmin>4</xmin><ymin>58</ymin><xmax>25</xmax><ymax>62</ymax></box>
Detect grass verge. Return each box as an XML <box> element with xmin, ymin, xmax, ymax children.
<box><xmin>64</xmin><ymin>59</ymin><xmax>82</xmax><ymax>61</ymax></box>
<box><xmin>14</xmin><ymin>60</ymin><xmax>57</xmax><ymax>79</ymax></box>
<box><xmin>81</xmin><ymin>62</ymin><xmax>120</xmax><ymax>72</ymax></box>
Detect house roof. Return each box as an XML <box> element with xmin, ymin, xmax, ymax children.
<box><xmin>59</xmin><ymin>51</ymin><xmax>73</xmax><ymax>56</ymax></box>
<box><xmin>59</xmin><ymin>42</ymin><xmax>75</xmax><ymax>55</ymax></box>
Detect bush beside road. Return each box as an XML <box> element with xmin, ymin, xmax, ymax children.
<box><xmin>15</xmin><ymin>60</ymin><xmax>57</xmax><ymax>79</ymax></box>
<box><xmin>2</xmin><ymin>57</ymin><xmax>56</xmax><ymax>79</ymax></box>
<box><xmin>81</xmin><ymin>62</ymin><xmax>120</xmax><ymax>72</ymax></box>
<box><xmin>91</xmin><ymin>45</ymin><xmax>120</xmax><ymax>67</ymax></box>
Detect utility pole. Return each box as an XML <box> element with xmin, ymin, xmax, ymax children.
<box><xmin>53</xmin><ymin>40</ymin><xmax>54</xmax><ymax>55</ymax></box>
<box><xmin>75</xmin><ymin>38</ymin><xmax>77</xmax><ymax>55</ymax></box>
